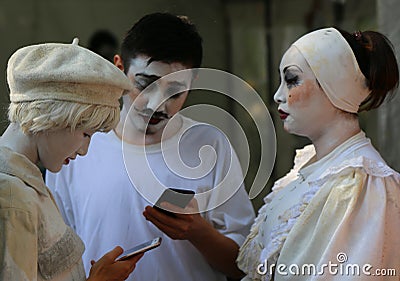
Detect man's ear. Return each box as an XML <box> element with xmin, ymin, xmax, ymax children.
<box><xmin>114</xmin><ymin>55</ymin><xmax>124</xmax><ymax>71</ymax></box>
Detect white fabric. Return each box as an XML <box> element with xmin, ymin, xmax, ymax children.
<box><xmin>292</xmin><ymin>28</ymin><xmax>370</xmax><ymax>113</ymax></box>
<box><xmin>0</xmin><ymin>146</ymin><xmax>86</xmax><ymax>281</ymax></box>
<box><xmin>46</xmin><ymin>116</ymin><xmax>255</xmax><ymax>281</ymax></box>
<box><xmin>237</xmin><ymin>131</ymin><xmax>400</xmax><ymax>280</ymax></box>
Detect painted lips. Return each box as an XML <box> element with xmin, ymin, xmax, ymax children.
<box><xmin>140</xmin><ymin>113</ymin><xmax>169</xmax><ymax>125</ymax></box>
<box><xmin>278</xmin><ymin>109</ymin><xmax>289</xmax><ymax>120</ymax></box>
<box><xmin>149</xmin><ymin>117</ymin><xmax>163</xmax><ymax>125</ymax></box>
<box><xmin>64</xmin><ymin>157</ymin><xmax>76</xmax><ymax>165</ymax></box>
<box><xmin>141</xmin><ymin>115</ymin><xmax>164</xmax><ymax>125</ymax></box>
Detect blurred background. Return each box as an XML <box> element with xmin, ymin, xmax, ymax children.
<box><xmin>0</xmin><ymin>0</ymin><xmax>399</xmax><ymax>211</ymax></box>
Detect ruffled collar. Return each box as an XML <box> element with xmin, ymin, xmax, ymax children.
<box><xmin>237</xmin><ymin>131</ymin><xmax>395</xmax><ymax>281</ymax></box>
<box><xmin>298</xmin><ymin>131</ymin><xmax>370</xmax><ymax>181</ymax></box>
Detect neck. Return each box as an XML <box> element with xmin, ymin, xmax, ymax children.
<box><xmin>310</xmin><ymin>114</ymin><xmax>360</xmax><ymax>160</ymax></box>
<box><xmin>0</xmin><ymin>123</ymin><xmax>39</xmax><ymax>164</ymax></box>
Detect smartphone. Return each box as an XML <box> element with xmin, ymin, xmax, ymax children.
<box><xmin>154</xmin><ymin>188</ymin><xmax>195</xmax><ymax>215</ymax></box>
<box><xmin>117</xmin><ymin>237</ymin><xmax>162</xmax><ymax>261</ymax></box>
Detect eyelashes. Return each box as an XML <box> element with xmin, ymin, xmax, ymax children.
<box><xmin>134</xmin><ymin>81</ymin><xmax>149</xmax><ymax>91</ymax></box>
<box><xmin>284</xmin><ymin>73</ymin><xmax>300</xmax><ymax>89</ymax></box>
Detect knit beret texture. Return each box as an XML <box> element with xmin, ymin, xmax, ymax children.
<box><xmin>7</xmin><ymin>39</ymin><xmax>133</xmax><ymax>107</ymax></box>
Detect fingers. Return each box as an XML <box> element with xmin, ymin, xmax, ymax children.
<box><xmin>119</xmin><ymin>252</ymin><xmax>144</xmax><ymax>273</ymax></box>
<box><xmin>128</xmin><ymin>252</ymin><xmax>144</xmax><ymax>265</ymax></box>
<box><xmin>160</xmin><ymin>202</ymin><xmax>186</xmax><ymax>214</ymax></box>
<box><xmin>143</xmin><ymin>207</ymin><xmax>185</xmax><ymax>239</ymax></box>
<box><xmin>101</xmin><ymin>246</ymin><xmax>123</xmax><ymax>262</ymax></box>
<box><xmin>143</xmin><ymin>206</ymin><xmax>178</xmax><ymax>223</ymax></box>
<box><xmin>89</xmin><ymin>247</ymin><xmax>141</xmax><ymax>281</ymax></box>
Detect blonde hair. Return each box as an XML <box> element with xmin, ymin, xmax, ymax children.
<box><xmin>8</xmin><ymin>100</ymin><xmax>119</xmax><ymax>134</ymax></box>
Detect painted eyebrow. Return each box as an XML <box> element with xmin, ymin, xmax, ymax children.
<box><xmin>283</xmin><ymin>65</ymin><xmax>303</xmax><ymax>73</ymax></box>
<box><xmin>135</xmin><ymin>73</ymin><xmax>160</xmax><ymax>84</ymax></box>
<box><xmin>136</xmin><ymin>73</ymin><xmax>187</xmax><ymax>88</ymax></box>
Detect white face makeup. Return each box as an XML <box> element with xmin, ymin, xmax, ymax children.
<box><xmin>273</xmin><ymin>46</ymin><xmax>337</xmax><ymax>138</ymax></box>
<box><xmin>122</xmin><ymin>56</ymin><xmax>191</xmax><ymax>137</ymax></box>
<box><xmin>36</xmin><ymin>128</ymin><xmax>93</xmax><ymax>172</ymax></box>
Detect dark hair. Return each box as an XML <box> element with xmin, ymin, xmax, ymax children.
<box><xmin>337</xmin><ymin>28</ymin><xmax>399</xmax><ymax>112</ymax></box>
<box><xmin>121</xmin><ymin>13</ymin><xmax>203</xmax><ymax>72</ymax></box>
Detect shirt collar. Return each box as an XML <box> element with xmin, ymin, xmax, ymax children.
<box><xmin>0</xmin><ymin>146</ymin><xmax>48</xmax><ymax>196</ymax></box>
<box><xmin>298</xmin><ymin>131</ymin><xmax>369</xmax><ymax>180</ymax></box>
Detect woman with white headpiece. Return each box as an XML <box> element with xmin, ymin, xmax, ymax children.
<box><xmin>237</xmin><ymin>27</ymin><xmax>400</xmax><ymax>280</ymax></box>
<box><xmin>0</xmin><ymin>39</ymin><xmax>143</xmax><ymax>280</ymax></box>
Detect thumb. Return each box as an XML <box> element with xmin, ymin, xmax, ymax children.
<box><xmin>103</xmin><ymin>246</ymin><xmax>124</xmax><ymax>261</ymax></box>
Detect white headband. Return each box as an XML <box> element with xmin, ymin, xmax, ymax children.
<box><xmin>292</xmin><ymin>27</ymin><xmax>370</xmax><ymax>113</ymax></box>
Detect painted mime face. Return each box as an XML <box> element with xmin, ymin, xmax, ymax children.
<box><xmin>36</xmin><ymin>128</ymin><xmax>94</xmax><ymax>172</ymax></box>
<box><xmin>122</xmin><ymin>56</ymin><xmax>191</xmax><ymax>136</ymax></box>
<box><xmin>273</xmin><ymin>46</ymin><xmax>337</xmax><ymax>138</ymax></box>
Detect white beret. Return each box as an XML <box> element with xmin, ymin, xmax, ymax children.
<box><xmin>7</xmin><ymin>38</ymin><xmax>133</xmax><ymax>108</ymax></box>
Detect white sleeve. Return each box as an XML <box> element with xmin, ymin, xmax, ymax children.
<box><xmin>204</xmin><ymin>144</ymin><xmax>255</xmax><ymax>247</ymax></box>
<box><xmin>277</xmin><ymin>167</ymin><xmax>400</xmax><ymax>281</ymax></box>
<box><xmin>206</xmin><ymin>186</ymin><xmax>255</xmax><ymax>247</ymax></box>
<box><xmin>45</xmin><ymin>169</ymin><xmax>76</xmax><ymax>231</ymax></box>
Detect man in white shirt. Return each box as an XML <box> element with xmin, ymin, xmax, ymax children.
<box><xmin>46</xmin><ymin>12</ymin><xmax>255</xmax><ymax>281</ymax></box>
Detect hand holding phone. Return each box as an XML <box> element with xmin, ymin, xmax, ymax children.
<box><xmin>154</xmin><ymin>188</ymin><xmax>195</xmax><ymax>216</ymax></box>
<box><xmin>117</xmin><ymin>237</ymin><xmax>162</xmax><ymax>261</ymax></box>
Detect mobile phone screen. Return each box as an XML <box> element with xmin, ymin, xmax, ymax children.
<box><xmin>117</xmin><ymin>237</ymin><xmax>162</xmax><ymax>261</ymax></box>
<box><xmin>154</xmin><ymin>188</ymin><xmax>195</xmax><ymax>213</ymax></box>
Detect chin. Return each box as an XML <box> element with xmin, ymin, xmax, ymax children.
<box><xmin>145</xmin><ymin>122</ymin><xmax>167</xmax><ymax>135</ymax></box>
<box><xmin>46</xmin><ymin>165</ymin><xmax>62</xmax><ymax>173</ymax></box>
<box><xmin>283</xmin><ymin>124</ymin><xmax>303</xmax><ymax>137</ymax></box>
<box><xmin>144</xmin><ymin>125</ymin><xmax>162</xmax><ymax>135</ymax></box>
<box><xmin>283</xmin><ymin>123</ymin><xmax>294</xmax><ymax>134</ymax></box>
<box><xmin>285</xmin><ymin>128</ymin><xmax>310</xmax><ymax>140</ymax></box>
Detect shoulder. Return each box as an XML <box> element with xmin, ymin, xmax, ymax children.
<box><xmin>179</xmin><ymin>115</ymin><xmax>232</xmax><ymax>148</ymax></box>
<box><xmin>0</xmin><ymin>172</ymin><xmax>39</xmax><ymax>218</ymax></box>
<box><xmin>305</xmin><ymin>156</ymin><xmax>400</xmax><ymax>209</ymax></box>
<box><xmin>312</xmin><ymin>156</ymin><xmax>399</xmax><ymax>188</ymax></box>
<box><xmin>181</xmin><ymin>116</ymin><xmax>224</xmax><ymax>136</ymax></box>
<box><xmin>0</xmin><ymin>173</ymin><xmax>41</xmax><ymax>233</ymax></box>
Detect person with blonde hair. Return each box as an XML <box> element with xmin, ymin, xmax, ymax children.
<box><xmin>46</xmin><ymin>13</ymin><xmax>255</xmax><ymax>281</ymax></box>
<box><xmin>0</xmin><ymin>39</ymin><xmax>142</xmax><ymax>280</ymax></box>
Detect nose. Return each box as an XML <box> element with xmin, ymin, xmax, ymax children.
<box><xmin>146</xmin><ymin>90</ymin><xmax>166</xmax><ymax>112</ymax></box>
<box><xmin>77</xmin><ymin>137</ymin><xmax>91</xmax><ymax>157</ymax></box>
<box><xmin>273</xmin><ymin>84</ymin><xmax>286</xmax><ymax>104</ymax></box>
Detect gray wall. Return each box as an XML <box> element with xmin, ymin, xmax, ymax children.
<box><xmin>377</xmin><ymin>0</ymin><xmax>400</xmax><ymax>171</ymax></box>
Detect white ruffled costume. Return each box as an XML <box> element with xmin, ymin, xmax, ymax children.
<box><xmin>237</xmin><ymin>131</ymin><xmax>400</xmax><ymax>280</ymax></box>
